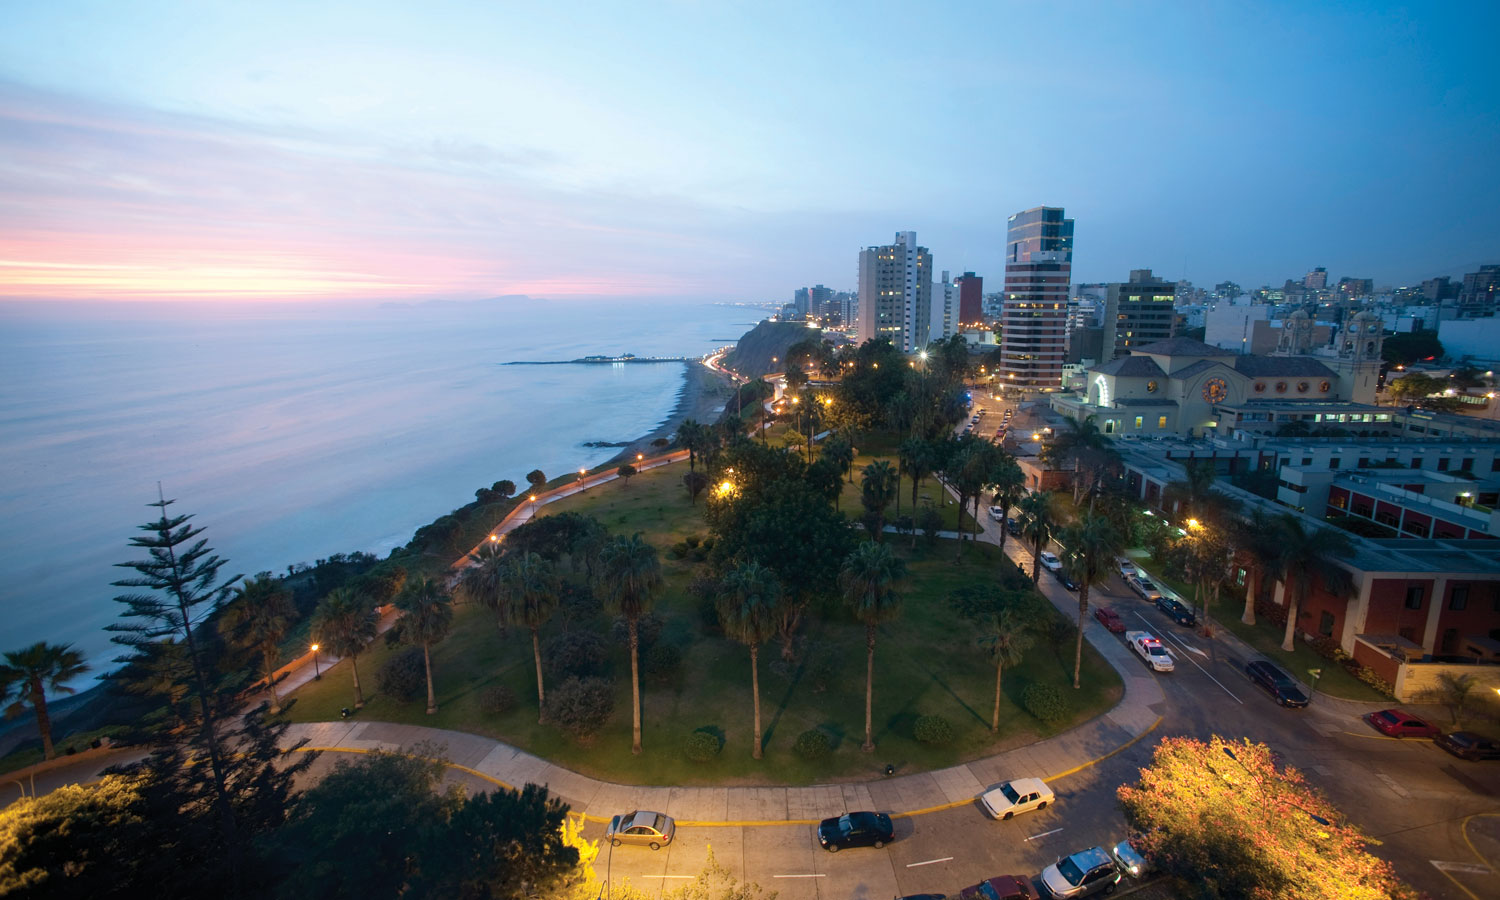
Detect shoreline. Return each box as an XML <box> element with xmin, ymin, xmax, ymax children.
<box><xmin>605</xmin><ymin>361</ymin><xmax>733</xmax><ymax>465</ymax></box>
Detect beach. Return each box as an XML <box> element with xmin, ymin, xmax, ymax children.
<box><xmin>607</xmin><ymin>361</ymin><xmax>733</xmax><ymax>464</ymax></box>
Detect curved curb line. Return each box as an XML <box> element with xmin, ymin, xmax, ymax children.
<box><xmin>291</xmin><ymin>714</ymin><xmax>1164</xmax><ymax>829</ymax></box>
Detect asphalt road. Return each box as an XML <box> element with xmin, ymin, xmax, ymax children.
<box><xmin>590</xmin><ymin>513</ymin><xmax>1500</xmax><ymax>900</ymax></box>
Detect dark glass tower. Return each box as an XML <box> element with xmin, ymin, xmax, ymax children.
<box><xmin>999</xmin><ymin>207</ymin><xmax>1074</xmax><ymax>390</ymax></box>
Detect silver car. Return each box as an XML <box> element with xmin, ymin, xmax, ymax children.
<box><xmin>1108</xmin><ymin>838</ymin><xmax>1149</xmax><ymax>879</ymax></box>
<box><xmin>1040</xmin><ymin>846</ymin><xmax>1120</xmax><ymax>898</ymax></box>
<box><xmin>605</xmin><ymin>810</ymin><xmax>676</xmax><ymax>850</ymax></box>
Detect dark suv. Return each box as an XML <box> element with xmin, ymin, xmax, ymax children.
<box><xmin>1245</xmin><ymin>660</ymin><xmax>1309</xmax><ymax>708</ymax></box>
<box><xmin>1154</xmin><ymin>596</ymin><xmax>1195</xmax><ymax>626</ymax></box>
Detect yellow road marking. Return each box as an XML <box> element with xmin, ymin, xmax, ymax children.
<box><xmin>1339</xmin><ymin>731</ymin><xmax>1407</xmax><ymax>741</ymax></box>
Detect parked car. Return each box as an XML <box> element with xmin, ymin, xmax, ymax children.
<box><xmin>1055</xmin><ymin>570</ymin><xmax>1080</xmax><ymax>591</ymax></box>
<box><xmin>1154</xmin><ymin>596</ymin><xmax>1196</xmax><ymax>627</ymax></box>
<box><xmin>899</xmin><ymin>895</ymin><xmax>949</xmax><ymax>900</ymax></box>
<box><xmin>1039</xmin><ymin>846</ymin><xmax>1121</xmax><ymax>898</ymax></box>
<box><xmin>1128</xmin><ymin>574</ymin><xmax>1162</xmax><ymax>601</ymax></box>
<box><xmin>958</xmin><ymin>875</ymin><xmax>1037</xmax><ymax>900</ymax></box>
<box><xmin>606</xmin><ymin>810</ymin><xmax>676</xmax><ymax>849</ymax></box>
<box><xmin>817</xmin><ymin>811</ymin><xmax>894</xmax><ymax>851</ymax></box>
<box><xmin>989</xmin><ymin>505</ymin><xmax>1007</xmax><ymax>522</ymax></box>
<box><xmin>1006</xmin><ymin>517</ymin><xmax>1023</xmax><ymax>537</ymax></box>
<box><xmin>1108</xmin><ymin>838</ymin><xmax>1150</xmax><ymax>879</ymax></box>
<box><xmin>1127</xmin><ymin>631</ymin><xmax>1175</xmax><ymax>673</ymax></box>
<box><xmin>1115</xmin><ymin>558</ymin><xmax>1136</xmax><ymax>579</ymax></box>
<box><xmin>1364</xmin><ymin>709</ymin><xmax>1440</xmax><ymax>738</ymax></box>
<box><xmin>1244</xmin><ymin>660</ymin><xmax>1309</xmax><ymax>708</ymax></box>
<box><xmin>1093</xmin><ymin>606</ymin><xmax>1125</xmax><ymax>633</ymax></box>
<box><xmin>979</xmin><ymin>777</ymin><xmax>1055</xmax><ymax>820</ymax></box>
<box><xmin>1434</xmin><ymin>731</ymin><xmax>1500</xmax><ymax>761</ymax></box>
<box><xmin>1039</xmin><ymin>551</ymin><xmax>1062</xmax><ymax>573</ymax></box>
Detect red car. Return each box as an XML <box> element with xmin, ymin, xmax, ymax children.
<box><xmin>1093</xmin><ymin>606</ymin><xmax>1125</xmax><ymax>633</ymax></box>
<box><xmin>958</xmin><ymin>875</ymin><xmax>1036</xmax><ymax>900</ymax></box>
<box><xmin>1364</xmin><ymin>709</ymin><xmax>1440</xmax><ymax>738</ymax></box>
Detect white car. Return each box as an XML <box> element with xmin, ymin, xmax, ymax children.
<box><xmin>1127</xmin><ymin>631</ymin><xmax>1175</xmax><ymax>673</ymax></box>
<box><xmin>1115</xmin><ymin>557</ymin><xmax>1136</xmax><ymax>579</ymax></box>
<box><xmin>978</xmin><ymin>777</ymin><xmax>1054</xmax><ymax>820</ymax></box>
<box><xmin>1128</xmin><ymin>573</ymin><xmax>1162</xmax><ymax>601</ymax></box>
<box><xmin>1039</xmin><ymin>551</ymin><xmax>1062</xmax><ymax>573</ymax></box>
<box><xmin>988</xmin><ymin>505</ymin><xmax>1006</xmax><ymax>522</ymax></box>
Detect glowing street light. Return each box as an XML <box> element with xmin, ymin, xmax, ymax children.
<box><xmin>1186</xmin><ymin>518</ymin><xmax>1201</xmax><ymax>530</ymax></box>
<box><xmin>310</xmin><ymin>644</ymin><xmax>321</xmax><ymax>681</ymax></box>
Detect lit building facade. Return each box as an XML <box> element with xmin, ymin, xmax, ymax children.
<box><xmin>956</xmin><ymin>271</ymin><xmax>983</xmax><ymax>326</ymax></box>
<box><xmin>857</xmin><ymin>231</ymin><xmax>931</xmax><ymax>352</ymax></box>
<box><xmin>1102</xmin><ymin>268</ymin><xmax>1177</xmax><ymax>361</ymax></box>
<box><xmin>998</xmin><ymin>206</ymin><xmax>1072</xmax><ymax>390</ymax></box>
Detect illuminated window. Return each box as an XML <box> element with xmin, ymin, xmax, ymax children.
<box><xmin>1134</xmin><ymin>416</ymin><xmax>1143</xmax><ymax>429</ymax></box>
<box><xmin>1158</xmin><ymin>416</ymin><xmax>1167</xmax><ymax>428</ymax></box>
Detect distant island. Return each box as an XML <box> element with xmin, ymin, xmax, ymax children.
<box><xmin>503</xmin><ymin>354</ymin><xmax>694</xmax><ymax>365</ymax></box>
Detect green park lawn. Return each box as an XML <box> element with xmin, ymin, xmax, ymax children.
<box><xmin>283</xmin><ymin>460</ymin><xmax>1121</xmax><ymax>785</ymax></box>
<box><xmin>1134</xmin><ymin>555</ymin><xmax>1385</xmax><ymax>702</ymax></box>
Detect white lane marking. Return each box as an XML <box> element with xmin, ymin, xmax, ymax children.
<box><xmin>773</xmin><ymin>874</ymin><xmax>827</xmax><ymax>879</ymax></box>
<box><xmin>1431</xmin><ymin>860</ymin><xmax>1493</xmax><ymax>875</ymax></box>
<box><xmin>634</xmin><ymin>875</ymin><xmax>694</xmax><ymax>879</ymax></box>
<box><xmin>1139</xmin><ymin>612</ymin><xmax>1243</xmax><ymax>704</ymax></box>
<box><xmin>907</xmin><ymin>857</ymin><xmax>955</xmax><ymax>868</ymax></box>
<box><xmin>1377</xmin><ymin>772</ymin><xmax>1412</xmax><ymax>799</ymax></box>
<box><xmin>1025</xmin><ymin>828</ymin><xmax>1063</xmax><ymax>842</ymax></box>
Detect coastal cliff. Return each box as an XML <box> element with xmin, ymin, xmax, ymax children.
<box><xmin>719</xmin><ymin>320</ymin><xmax>821</xmax><ymax>379</ymax></box>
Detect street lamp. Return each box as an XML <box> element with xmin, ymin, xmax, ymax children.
<box><xmin>1307</xmin><ymin>668</ymin><xmax>1322</xmax><ymax>702</ymax></box>
<box><xmin>310</xmin><ymin>644</ymin><xmax>321</xmax><ymax>681</ymax></box>
<box><xmin>1220</xmin><ymin>746</ymin><xmax>1331</xmax><ymax>829</ymax></box>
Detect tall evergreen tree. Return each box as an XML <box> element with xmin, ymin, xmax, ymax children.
<box><xmin>107</xmin><ymin>493</ymin><xmax>313</xmax><ymax>890</ymax></box>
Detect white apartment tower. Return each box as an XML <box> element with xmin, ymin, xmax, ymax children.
<box><xmin>857</xmin><ymin>231</ymin><xmax>932</xmax><ymax>352</ymax></box>
<box><xmin>930</xmin><ymin>269</ymin><xmax>958</xmax><ymax>342</ymax></box>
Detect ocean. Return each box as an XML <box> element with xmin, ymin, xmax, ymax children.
<box><xmin>0</xmin><ymin>298</ymin><xmax>758</xmax><ymax>671</ymax></box>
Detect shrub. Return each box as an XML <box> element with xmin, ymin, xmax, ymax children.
<box><xmin>544</xmin><ymin>677</ymin><xmax>614</xmax><ymax>737</ymax></box>
<box><xmin>645</xmin><ymin>643</ymin><xmax>682</xmax><ymax>682</ymax></box>
<box><xmin>479</xmin><ymin>685</ymin><xmax>516</xmax><ymax>715</ymax></box>
<box><xmin>1022</xmin><ymin>683</ymin><xmax>1070</xmax><ymax>725</ymax></box>
<box><xmin>375</xmin><ymin>648</ymin><xmax>427</xmax><ymax>703</ymax></box>
<box><xmin>683</xmin><ymin>731</ymin><xmax>721</xmax><ymax>763</ymax></box>
<box><xmin>684</xmin><ymin>534</ymin><xmax>702</xmax><ymax>548</ymax></box>
<box><xmin>545</xmin><ymin>630</ymin><xmax>609</xmax><ymax>679</ymax></box>
<box><xmin>913</xmin><ymin>715</ymin><xmax>954</xmax><ymax>745</ymax></box>
<box><xmin>700</xmin><ymin>536</ymin><xmax>715</xmax><ymax>552</ymax></box>
<box><xmin>1356</xmin><ymin>667</ymin><xmax>1395</xmax><ymax>698</ymax></box>
<box><xmin>793</xmin><ymin>729</ymin><xmax>831</xmax><ymax>759</ymax></box>
<box><xmin>668</xmin><ymin>544</ymin><xmax>688</xmax><ymax>560</ymax></box>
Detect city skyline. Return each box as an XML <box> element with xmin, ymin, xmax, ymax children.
<box><xmin>2</xmin><ymin>2</ymin><xmax>1497</xmax><ymax>303</ymax></box>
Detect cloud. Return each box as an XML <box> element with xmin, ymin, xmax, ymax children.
<box><xmin>0</xmin><ymin>82</ymin><xmax>768</xmax><ymax>301</ymax></box>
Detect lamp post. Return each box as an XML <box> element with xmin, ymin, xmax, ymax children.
<box><xmin>1307</xmin><ymin>668</ymin><xmax>1322</xmax><ymax>703</ymax></box>
<box><xmin>578</xmin><ymin>467</ymin><xmax>587</xmax><ymax>492</ymax></box>
<box><xmin>310</xmin><ymin>644</ymin><xmax>321</xmax><ymax>681</ymax></box>
<box><xmin>1220</xmin><ymin>746</ymin><xmax>1331</xmax><ymax>830</ymax></box>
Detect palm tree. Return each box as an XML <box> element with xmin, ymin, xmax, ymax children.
<box><xmin>598</xmin><ymin>533</ymin><xmax>663</xmax><ymax>754</ymax></box>
<box><xmin>860</xmin><ymin>459</ymin><xmax>899</xmax><ymax>541</ymax></box>
<box><xmin>391</xmin><ymin>577</ymin><xmax>454</xmax><ymax>715</ymax></box>
<box><xmin>822</xmin><ymin>433</ymin><xmax>855</xmax><ymax>488</ymax></box>
<box><xmin>1272</xmin><ymin>515</ymin><xmax>1355</xmax><ymax>652</ymax></box>
<box><xmin>677</xmin><ymin>419</ymin><xmax>709</xmax><ymax>473</ymax></box>
<box><xmin>978</xmin><ymin>609</ymin><xmax>1033</xmax><ymax>733</ymax></box>
<box><xmin>1230</xmin><ymin>508</ymin><xmax>1284</xmax><ymax>625</ymax></box>
<box><xmin>989</xmin><ymin>453</ymin><xmax>1026</xmax><ymax>554</ymax></box>
<box><xmin>717</xmin><ymin>562</ymin><xmax>783</xmax><ymax>759</ymax></box>
<box><xmin>457</xmin><ymin>541</ymin><xmax>509</xmax><ymax>638</ymax></box>
<box><xmin>1163</xmin><ymin>460</ymin><xmax>1238</xmax><ymax>527</ymax></box>
<box><xmin>500</xmin><ymin>551</ymin><xmax>560</xmax><ymax>722</ymax></box>
<box><xmin>899</xmin><ymin>436</ymin><xmax>935</xmax><ymax>508</ymax></box>
<box><xmin>1045</xmin><ymin>415</ymin><xmax>1112</xmax><ymax>504</ymax></box>
<box><xmin>1017</xmin><ymin>491</ymin><xmax>1057</xmax><ymax>584</ymax></box>
<box><xmin>311</xmin><ymin>587</ymin><xmax>378</xmax><ymax>709</ymax></box>
<box><xmin>218</xmin><ymin>574</ymin><xmax>295</xmax><ymax>714</ymax></box>
<box><xmin>0</xmin><ymin>642</ymin><xmax>89</xmax><ymax>760</ymax></box>
<box><xmin>839</xmin><ymin>541</ymin><xmax>906</xmax><ymax>753</ymax></box>
<box><xmin>1059</xmin><ymin>513</ymin><xmax>1126</xmax><ymax>688</ymax></box>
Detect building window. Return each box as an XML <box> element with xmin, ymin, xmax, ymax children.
<box><xmin>1134</xmin><ymin>416</ymin><xmax>1143</xmax><ymax>429</ymax></box>
<box><xmin>1302</xmin><ymin>458</ymin><xmax>1312</xmax><ymax>466</ymax></box>
<box><xmin>1405</xmin><ymin>586</ymin><xmax>1424</xmax><ymax>610</ymax></box>
<box><xmin>1461</xmin><ymin>458</ymin><xmax>1473</xmax><ymax>472</ymax></box>
<box><xmin>1493</xmin><ymin>457</ymin><xmax>1500</xmax><ymax>472</ymax></box>
<box><xmin>1411</xmin><ymin>458</ymin><xmax>1422</xmax><ymax>469</ymax></box>
<box><xmin>1330</xmin><ymin>458</ymin><xmax>1341</xmax><ymax>469</ymax></box>
<box><xmin>1235</xmin><ymin>567</ymin><xmax>1246</xmax><ymax>587</ymax></box>
<box><xmin>1358</xmin><ymin>457</ymin><xmax>1370</xmax><ymax>468</ymax></box>
<box><xmin>1319</xmin><ymin>611</ymin><xmax>1335</xmax><ymax>637</ymax></box>
<box><xmin>1157</xmin><ymin>415</ymin><xmax>1167</xmax><ymax>429</ymax></box>
<box><xmin>1438</xmin><ymin>457</ymin><xmax>1450</xmax><ymax>472</ymax></box>
<box><xmin>1450</xmin><ymin>585</ymin><xmax>1469</xmax><ymax>611</ymax></box>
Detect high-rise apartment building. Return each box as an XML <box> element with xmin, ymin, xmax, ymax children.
<box><xmin>1458</xmin><ymin>265</ymin><xmax>1499</xmax><ymax>319</ymax></box>
<box><xmin>930</xmin><ymin>270</ymin><xmax>958</xmax><ymax>342</ymax></box>
<box><xmin>1102</xmin><ymin>268</ymin><xmax>1177</xmax><ymax>361</ymax></box>
<box><xmin>998</xmin><ymin>207</ymin><xmax>1072</xmax><ymax>390</ymax></box>
<box><xmin>956</xmin><ymin>272</ymin><xmax>983</xmax><ymax>326</ymax></box>
<box><xmin>857</xmin><ymin>231</ymin><xmax>931</xmax><ymax>352</ymax></box>
<box><xmin>1304</xmin><ymin>267</ymin><xmax>1328</xmax><ymax>290</ymax></box>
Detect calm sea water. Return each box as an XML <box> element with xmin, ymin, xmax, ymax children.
<box><xmin>0</xmin><ymin>299</ymin><xmax>757</xmax><ymax>671</ymax></box>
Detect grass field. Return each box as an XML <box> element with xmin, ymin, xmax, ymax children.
<box><xmin>284</xmin><ymin>459</ymin><xmax>1122</xmax><ymax>785</ymax></box>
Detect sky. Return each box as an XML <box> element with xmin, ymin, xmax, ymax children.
<box><xmin>1</xmin><ymin>1</ymin><xmax>1496</xmax><ymax>303</ymax></box>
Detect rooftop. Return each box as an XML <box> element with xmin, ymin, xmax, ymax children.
<box><xmin>1132</xmin><ymin>337</ymin><xmax>1237</xmax><ymax>357</ymax></box>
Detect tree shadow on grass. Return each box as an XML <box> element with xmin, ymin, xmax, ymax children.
<box><xmin>906</xmin><ymin>648</ymin><xmax>988</xmax><ymax>728</ymax></box>
<box><xmin>763</xmin><ymin>653</ymin><xmax>807</xmax><ymax>748</ymax></box>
